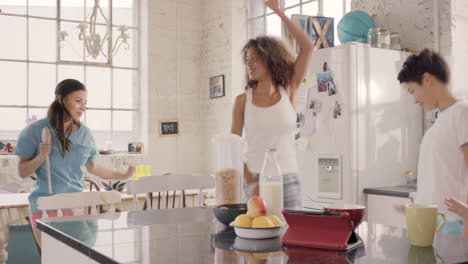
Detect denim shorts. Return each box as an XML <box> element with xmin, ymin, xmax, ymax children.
<box><xmin>438</xmin><ymin>218</ymin><xmax>464</xmax><ymax>237</ymax></box>
<box><xmin>244</xmin><ymin>172</ymin><xmax>302</xmax><ymax>209</ymax></box>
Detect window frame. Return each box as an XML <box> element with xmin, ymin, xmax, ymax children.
<box><xmin>247</xmin><ymin>0</ymin><xmax>350</xmax><ymax>42</ymax></box>
<box><xmin>0</xmin><ymin>0</ymin><xmax>141</xmax><ymax>151</ymax></box>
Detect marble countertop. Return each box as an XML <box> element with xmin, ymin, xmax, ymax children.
<box><xmin>363</xmin><ymin>185</ymin><xmax>417</xmax><ymax>198</ymax></box>
<box><xmin>37</xmin><ymin>207</ymin><xmax>468</xmax><ymax>264</ymax></box>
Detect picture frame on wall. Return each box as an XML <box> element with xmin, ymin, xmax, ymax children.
<box><xmin>159</xmin><ymin>120</ymin><xmax>179</xmax><ymax>137</ymax></box>
<box><xmin>209</xmin><ymin>74</ymin><xmax>225</xmax><ymax>99</ymax></box>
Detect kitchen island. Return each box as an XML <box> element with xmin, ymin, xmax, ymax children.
<box><xmin>37</xmin><ymin>207</ymin><xmax>468</xmax><ymax>264</ymax></box>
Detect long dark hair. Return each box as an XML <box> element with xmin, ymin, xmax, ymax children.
<box><xmin>47</xmin><ymin>79</ymin><xmax>86</xmax><ymax>157</ymax></box>
<box><xmin>242</xmin><ymin>36</ymin><xmax>295</xmax><ymax>90</ymax></box>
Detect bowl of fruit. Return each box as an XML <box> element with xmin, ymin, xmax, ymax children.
<box><xmin>230</xmin><ymin>196</ymin><xmax>285</xmax><ymax>239</ymax></box>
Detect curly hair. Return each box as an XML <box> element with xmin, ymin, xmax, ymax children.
<box><xmin>242</xmin><ymin>36</ymin><xmax>295</xmax><ymax>90</ymax></box>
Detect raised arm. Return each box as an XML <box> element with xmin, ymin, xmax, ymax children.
<box><xmin>265</xmin><ymin>0</ymin><xmax>314</xmax><ymax>92</ymax></box>
<box><xmin>86</xmin><ymin>162</ymin><xmax>135</xmax><ymax>180</ymax></box>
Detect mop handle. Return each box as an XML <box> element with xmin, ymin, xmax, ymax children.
<box><xmin>42</xmin><ymin>127</ymin><xmax>52</xmax><ymax>194</ymax></box>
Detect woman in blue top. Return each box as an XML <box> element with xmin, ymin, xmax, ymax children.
<box><xmin>15</xmin><ymin>79</ymin><xmax>135</xmax><ymax>247</ymax></box>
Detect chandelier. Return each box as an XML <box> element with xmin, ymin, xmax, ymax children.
<box><xmin>60</xmin><ymin>0</ymin><xmax>130</xmax><ymax>60</ymax></box>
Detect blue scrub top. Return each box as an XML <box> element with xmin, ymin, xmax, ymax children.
<box><xmin>15</xmin><ymin>118</ymin><xmax>98</xmax><ymax>212</ymax></box>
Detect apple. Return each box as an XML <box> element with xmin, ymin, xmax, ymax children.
<box><xmin>247</xmin><ymin>196</ymin><xmax>267</xmax><ymax>218</ymax></box>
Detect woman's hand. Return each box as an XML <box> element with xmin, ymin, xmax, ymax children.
<box><xmin>264</xmin><ymin>0</ymin><xmax>281</xmax><ymax>13</ymax></box>
<box><xmin>246</xmin><ymin>181</ymin><xmax>259</xmax><ymax>197</ymax></box>
<box><xmin>393</xmin><ymin>204</ymin><xmax>405</xmax><ymax>215</ymax></box>
<box><xmin>123</xmin><ymin>166</ymin><xmax>136</xmax><ymax>179</ymax></box>
<box><xmin>445</xmin><ymin>197</ymin><xmax>468</xmax><ymax>219</ymax></box>
<box><xmin>38</xmin><ymin>142</ymin><xmax>51</xmax><ymax>159</ymax></box>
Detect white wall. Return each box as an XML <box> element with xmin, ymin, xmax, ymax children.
<box><xmin>449</xmin><ymin>0</ymin><xmax>468</xmax><ymax>100</ymax></box>
<box><xmin>147</xmin><ymin>0</ymin><xmax>247</xmax><ymax>175</ymax></box>
<box><xmin>351</xmin><ymin>0</ymin><xmax>441</xmax><ymax>51</ymax></box>
<box><xmin>200</xmin><ymin>0</ymin><xmax>247</xmax><ymax>172</ymax></box>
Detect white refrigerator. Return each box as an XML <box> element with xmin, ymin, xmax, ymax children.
<box><xmin>295</xmin><ymin>43</ymin><xmax>423</xmax><ymax>207</ymax></box>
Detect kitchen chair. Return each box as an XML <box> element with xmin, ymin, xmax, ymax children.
<box><xmin>36</xmin><ymin>190</ymin><xmax>122</xmax><ymax>218</ymax></box>
<box><xmin>25</xmin><ymin>190</ymin><xmax>121</xmax><ymax>256</ymax></box>
<box><xmin>126</xmin><ymin>174</ymin><xmax>215</xmax><ymax>211</ymax></box>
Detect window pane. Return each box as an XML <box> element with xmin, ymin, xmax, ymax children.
<box><xmin>0</xmin><ymin>108</ymin><xmax>27</xmax><ymax>131</ymax></box>
<box><xmin>112</xmin><ymin>27</ymin><xmax>136</xmax><ymax>68</ymax></box>
<box><xmin>84</xmin><ymin>24</ymin><xmax>110</xmax><ymax>64</ymax></box>
<box><xmin>60</xmin><ymin>0</ymin><xmax>84</xmax><ymax>21</ymax></box>
<box><xmin>85</xmin><ymin>0</ymin><xmax>109</xmax><ymax>24</ymax></box>
<box><xmin>112</xmin><ymin>110</ymin><xmax>133</xmax><ymax>150</ymax></box>
<box><xmin>59</xmin><ymin>21</ymin><xmax>84</xmax><ymax>62</ymax></box>
<box><xmin>113</xmin><ymin>110</ymin><xmax>132</xmax><ymax>131</ymax></box>
<box><xmin>266</xmin><ymin>14</ymin><xmax>281</xmax><ymax>37</ymax></box>
<box><xmin>85</xmin><ymin>66</ymin><xmax>111</xmax><ymax>108</ymax></box>
<box><xmin>0</xmin><ymin>16</ymin><xmax>26</xmax><ymax>60</ymax></box>
<box><xmin>113</xmin><ymin>0</ymin><xmax>136</xmax><ymax>27</ymax></box>
<box><xmin>85</xmin><ymin>109</ymin><xmax>111</xmax><ymax>149</ymax></box>
<box><xmin>285</xmin><ymin>6</ymin><xmax>300</xmax><ymax>18</ymax></box>
<box><xmin>29</xmin><ymin>63</ymin><xmax>56</xmax><ymax>106</ymax></box>
<box><xmin>266</xmin><ymin>7</ymin><xmax>273</xmax><ymax>15</ymax></box>
<box><xmin>28</xmin><ymin>108</ymin><xmax>48</xmax><ymax>121</ymax></box>
<box><xmin>0</xmin><ymin>61</ymin><xmax>26</xmax><ymax>105</ymax></box>
<box><xmin>248</xmin><ymin>18</ymin><xmax>264</xmax><ymax>39</ymax></box>
<box><xmin>323</xmin><ymin>0</ymin><xmax>343</xmax><ymax>44</ymax></box>
<box><xmin>29</xmin><ymin>0</ymin><xmax>56</xmax><ymax>18</ymax></box>
<box><xmin>284</xmin><ymin>0</ymin><xmax>299</xmax><ymax>8</ymax></box>
<box><xmin>303</xmin><ymin>1</ymin><xmax>319</xmax><ymax>16</ymax></box>
<box><xmin>58</xmin><ymin>64</ymin><xmax>84</xmax><ymax>84</ymax></box>
<box><xmin>113</xmin><ymin>69</ymin><xmax>136</xmax><ymax>109</ymax></box>
<box><xmin>0</xmin><ymin>0</ymin><xmax>26</xmax><ymax>15</ymax></box>
<box><xmin>248</xmin><ymin>0</ymin><xmax>264</xmax><ymax>19</ymax></box>
<box><xmin>29</xmin><ymin>18</ymin><xmax>56</xmax><ymax>62</ymax></box>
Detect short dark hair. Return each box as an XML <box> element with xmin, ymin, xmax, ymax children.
<box><xmin>397</xmin><ymin>48</ymin><xmax>450</xmax><ymax>84</ymax></box>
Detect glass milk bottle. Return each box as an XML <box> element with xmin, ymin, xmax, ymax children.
<box><xmin>259</xmin><ymin>148</ymin><xmax>283</xmax><ymax>218</ymax></box>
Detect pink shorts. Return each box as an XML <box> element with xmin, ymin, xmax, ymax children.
<box><xmin>30</xmin><ymin>208</ymin><xmax>84</xmax><ymax>228</ymax></box>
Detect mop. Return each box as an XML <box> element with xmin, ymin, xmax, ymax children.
<box><xmin>42</xmin><ymin>127</ymin><xmax>52</xmax><ymax>194</ymax></box>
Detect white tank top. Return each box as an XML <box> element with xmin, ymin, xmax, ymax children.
<box><xmin>244</xmin><ymin>87</ymin><xmax>298</xmax><ymax>174</ymax></box>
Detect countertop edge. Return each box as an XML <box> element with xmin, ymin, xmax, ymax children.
<box><xmin>363</xmin><ymin>188</ymin><xmax>413</xmax><ymax>198</ymax></box>
<box><xmin>37</xmin><ymin>219</ymin><xmax>118</xmax><ymax>264</ymax></box>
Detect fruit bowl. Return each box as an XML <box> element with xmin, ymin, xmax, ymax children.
<box><xmin>323</xmin><ymin>204</ymin><xmax>366</xmax><ymax>229</ymax></box>
<box><xmin>233</xmin><ymin>236</ymin><xmax>282</xmax><ymax>252</ymax></box>
<box><xmin>213</xmin><ymin>204</ymin><xmax>247</xmax><ymax>226</ymax></box>
<box><xmin>230</xmin><ymin>222</ymin><xmax>284</xmax><ymax>239</ymax></box>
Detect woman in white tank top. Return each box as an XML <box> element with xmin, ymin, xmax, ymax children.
<box><xmin>231</xmin><ymin>0</ymin><xmax>314</xmax><ymax>209</ymax></box>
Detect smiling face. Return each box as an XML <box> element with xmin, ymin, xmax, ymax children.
<box><xmin>62</xmin><ymin>90</ymin><xmax>87</xmax><ymax>122</ymax></box>
<box><xmin>403</xmin><ymin>73</ymin><xmax>438</xmax><ymax>112</ymax></box>
<box><xmin>245</xmin><ymin>47</ymin><xmax>270</xmax><ymax>82</ymax></box>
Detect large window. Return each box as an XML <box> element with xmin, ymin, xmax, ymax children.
<box><xmin>0</xmin><ymin>0</ymin><xmax>140</xmax><ymax>151</ymax></box>
<box><xmin>248</xmin><ymin>0</ymin><xmax>351</xmax><ymax>44</ymax></box>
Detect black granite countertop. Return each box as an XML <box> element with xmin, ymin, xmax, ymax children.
<box><xmin>37</xmin><ymin>207</ymin><xmax>468</xmax><ymax>264</ymax></box>
<box><xmin>363</xmin><ymin>185</ymin><xmax>417</xmax><ymax>198</ymax></box>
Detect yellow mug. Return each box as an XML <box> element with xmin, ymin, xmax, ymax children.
<box><xmin>407</xmin><ymin>246</ymin><xmax>443</xmax><ymax>264</ymax></box>
<box><xmin>405</xmin><ymin>204</ymin><xmax>446</xmax><ymax>247</ymax></box>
